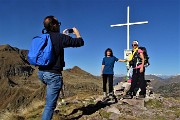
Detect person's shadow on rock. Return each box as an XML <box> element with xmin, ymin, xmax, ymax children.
<box><xmin>68</xmin><ymin>100</ymin><xmax>116</xmax><ymax>120</ymax></box>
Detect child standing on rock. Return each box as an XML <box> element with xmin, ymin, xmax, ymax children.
<box><xmin>101</xmin><ymin>48</ymin><xmax>124</xmax><ymax>101</ymax></box>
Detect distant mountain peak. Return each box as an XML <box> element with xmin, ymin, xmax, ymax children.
<box><xmin>63</xmin><ymin>66</ymin><xmax>92</xmax><ymax>77</ymax></box>
<box><xmin>72</xmin><ymin>66</ymin><xmax>82</xmax><ymax>70</ymax></box>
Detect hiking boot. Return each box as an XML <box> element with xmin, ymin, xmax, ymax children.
<box><xmin>123</xmin><ymin>94</ymin><xmax>133</xmax><ymax>99</ymax></box>
<box><xmin>123</xmin><ymin>92</ymin><xmax>133</xmax><ymax>99</ymax></box>
<box><xmin>109</xmin><ymin>92</ymin><xmax>114</xmax><ymax>97</ymax></box>
<box><xmin>109</xmin><ymin>94</ymin><xmax>118</xmax><ymax>103</ymax></box>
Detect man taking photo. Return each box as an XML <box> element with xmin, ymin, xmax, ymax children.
<box><xmin>38</xmin><ymin>16</ymin><xmax>84</xmax><ymax>120</ymax></box>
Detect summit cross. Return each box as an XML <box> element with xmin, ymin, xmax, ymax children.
<box><xmin>110</xmin><ymin>6</ymin><xmax>148</xmax><ymax>50</ymax></box>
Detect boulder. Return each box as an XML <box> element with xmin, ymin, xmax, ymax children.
<box><xmin>106</xmin><ymin>106</ymin><xmax>121</xmax><ymax>114</ymax></box>
<box><xmin>122</xmin><ymin>99</ymin><xmax>145</xmax><ymax>108</ymax></box>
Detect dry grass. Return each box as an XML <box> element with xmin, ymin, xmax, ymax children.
<box><xmin>20</xmin><ymin>100</ymin><xmax>44</xmax><ymax>115</ymax></box>
<box><xmin>20</xmin><ymin>100</ymin><xmax>45</xmax><ymax>120</ymax></box>
<box><xmin>0</xmin><ymin>100</ymin><xmax>45</xmax><ymax>120</ymax></box>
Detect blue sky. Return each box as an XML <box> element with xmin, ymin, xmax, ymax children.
<box><xmin>0</xmin><ymin>0</ymin><xmax>179</xmax><ymax>75</ymax></box>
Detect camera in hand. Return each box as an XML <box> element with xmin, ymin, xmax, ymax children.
<box><xmin>67</xmin><ymin>29</ymin><xmax>74</xmax><ymax>34</ymax></box>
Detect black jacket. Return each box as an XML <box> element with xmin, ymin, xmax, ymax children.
<box><xmin>39</xmin><ymin>32</ymin><xmax>84</xmax><ymax>74</ymax></box>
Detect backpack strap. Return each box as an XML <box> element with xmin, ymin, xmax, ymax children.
<box><xmin>128</xmin><ymin>47</ymin><xmax>138</xmax><ymax>61</ymax></box>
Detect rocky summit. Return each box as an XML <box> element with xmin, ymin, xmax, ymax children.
<box><xmin>0</xmin><ymin>44</ymin><xmax>179</xmax><ymax>120</ymax></box>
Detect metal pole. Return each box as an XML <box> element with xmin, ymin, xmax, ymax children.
<box><xmin>126</xmin><ymin>6</ymin><xmax>130</xmax><ymax>80</ymax></box>
<box><xmin>127</xmin><ymin>6</ymin><xmax>130</xmax><ymax>50</ymax></box>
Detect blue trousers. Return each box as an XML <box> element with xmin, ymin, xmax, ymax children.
<box><xmin>38</xmin><ymin>71</ymin><xmax>63</xmax><ymax>120</ymax></box>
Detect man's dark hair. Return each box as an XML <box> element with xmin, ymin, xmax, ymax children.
<box><xmin>43</xmin><ymin>15</ymin><xmax>61</xmax><ymax>33</ymax></box>
<box><xmin>105</xmin><ymin>48</ymin><xmax>113</xmax><ymax>57</ymax></box>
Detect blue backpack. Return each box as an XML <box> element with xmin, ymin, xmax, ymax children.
<box><xmin>28</xmin><ymin>34</ymin><xmax>54</xmax><ymax>66</ymax></box>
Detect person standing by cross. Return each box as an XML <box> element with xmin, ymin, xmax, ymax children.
<box><xmin>101</xmin><ymin>48</ymin><xmax>125</xmax><ymax>101</ymax></box>
<box><xmin>122</xmin><ymin>40</ymin><xmax>146</xmax><ymax>98</ymax></box>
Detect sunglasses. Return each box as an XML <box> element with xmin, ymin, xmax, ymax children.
<box><xmin>52</xmin><ymin>19</ymin><xmax>61</xmax><ymax>26</ymax></box>
<box><xmin>55</xmin><ymin>22</ymin><xmax>61</xmax><ymax>26</ymax></box>
<box><xmin>132</xmin><ymin>44</ymin><xmax>138</xmax><ymax>46</ymax></box>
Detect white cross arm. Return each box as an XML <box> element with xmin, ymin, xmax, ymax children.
<box><xmin>110</xmin><ymin>23</ymin><xmax>129</xmax><ymax>27</ymax></box>
<box><xmin>110</xmin><ymin>21</ymin><xmax>148</xmax><ymax>27</ymax></box>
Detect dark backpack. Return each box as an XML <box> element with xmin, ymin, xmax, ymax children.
<box><xmin>138</xmin><ymin>47</ymin><xmax>150</xmax><ymax>67</ymax></box>
<box><xmin>129</xmin><ymin>47</ymin><xmax>150</xmax><ymax>67</ymax></box>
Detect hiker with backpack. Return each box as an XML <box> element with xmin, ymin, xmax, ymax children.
<box><xmin>28</xmin><ymin>16</ymin><xmax>84</xmax><ymax>120</ymax></box>
<box><xmin>101</xmin><ymin>48</ymin><xmax>124</xmax><ymax>101</ymax></box>
<box><xmin>122</xmin><ymin>40</ymin><xmax>149</xmax><ymax>99</ymax></box>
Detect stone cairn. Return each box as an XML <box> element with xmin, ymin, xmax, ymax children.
<box><xmin>114</xmin><ymin>79</ymin><xmax>155</xmax><ymax>99</ymax></box>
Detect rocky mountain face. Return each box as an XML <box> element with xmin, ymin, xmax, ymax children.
<box><xmin>0</xmin><ymin>44</ymin><xmax>33</xmax><ymax>78</ymax></box>
<box><xmin>0</xmin><ymin>45</ymin><xmax>42</xmax><ymax>111</ymax></box>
